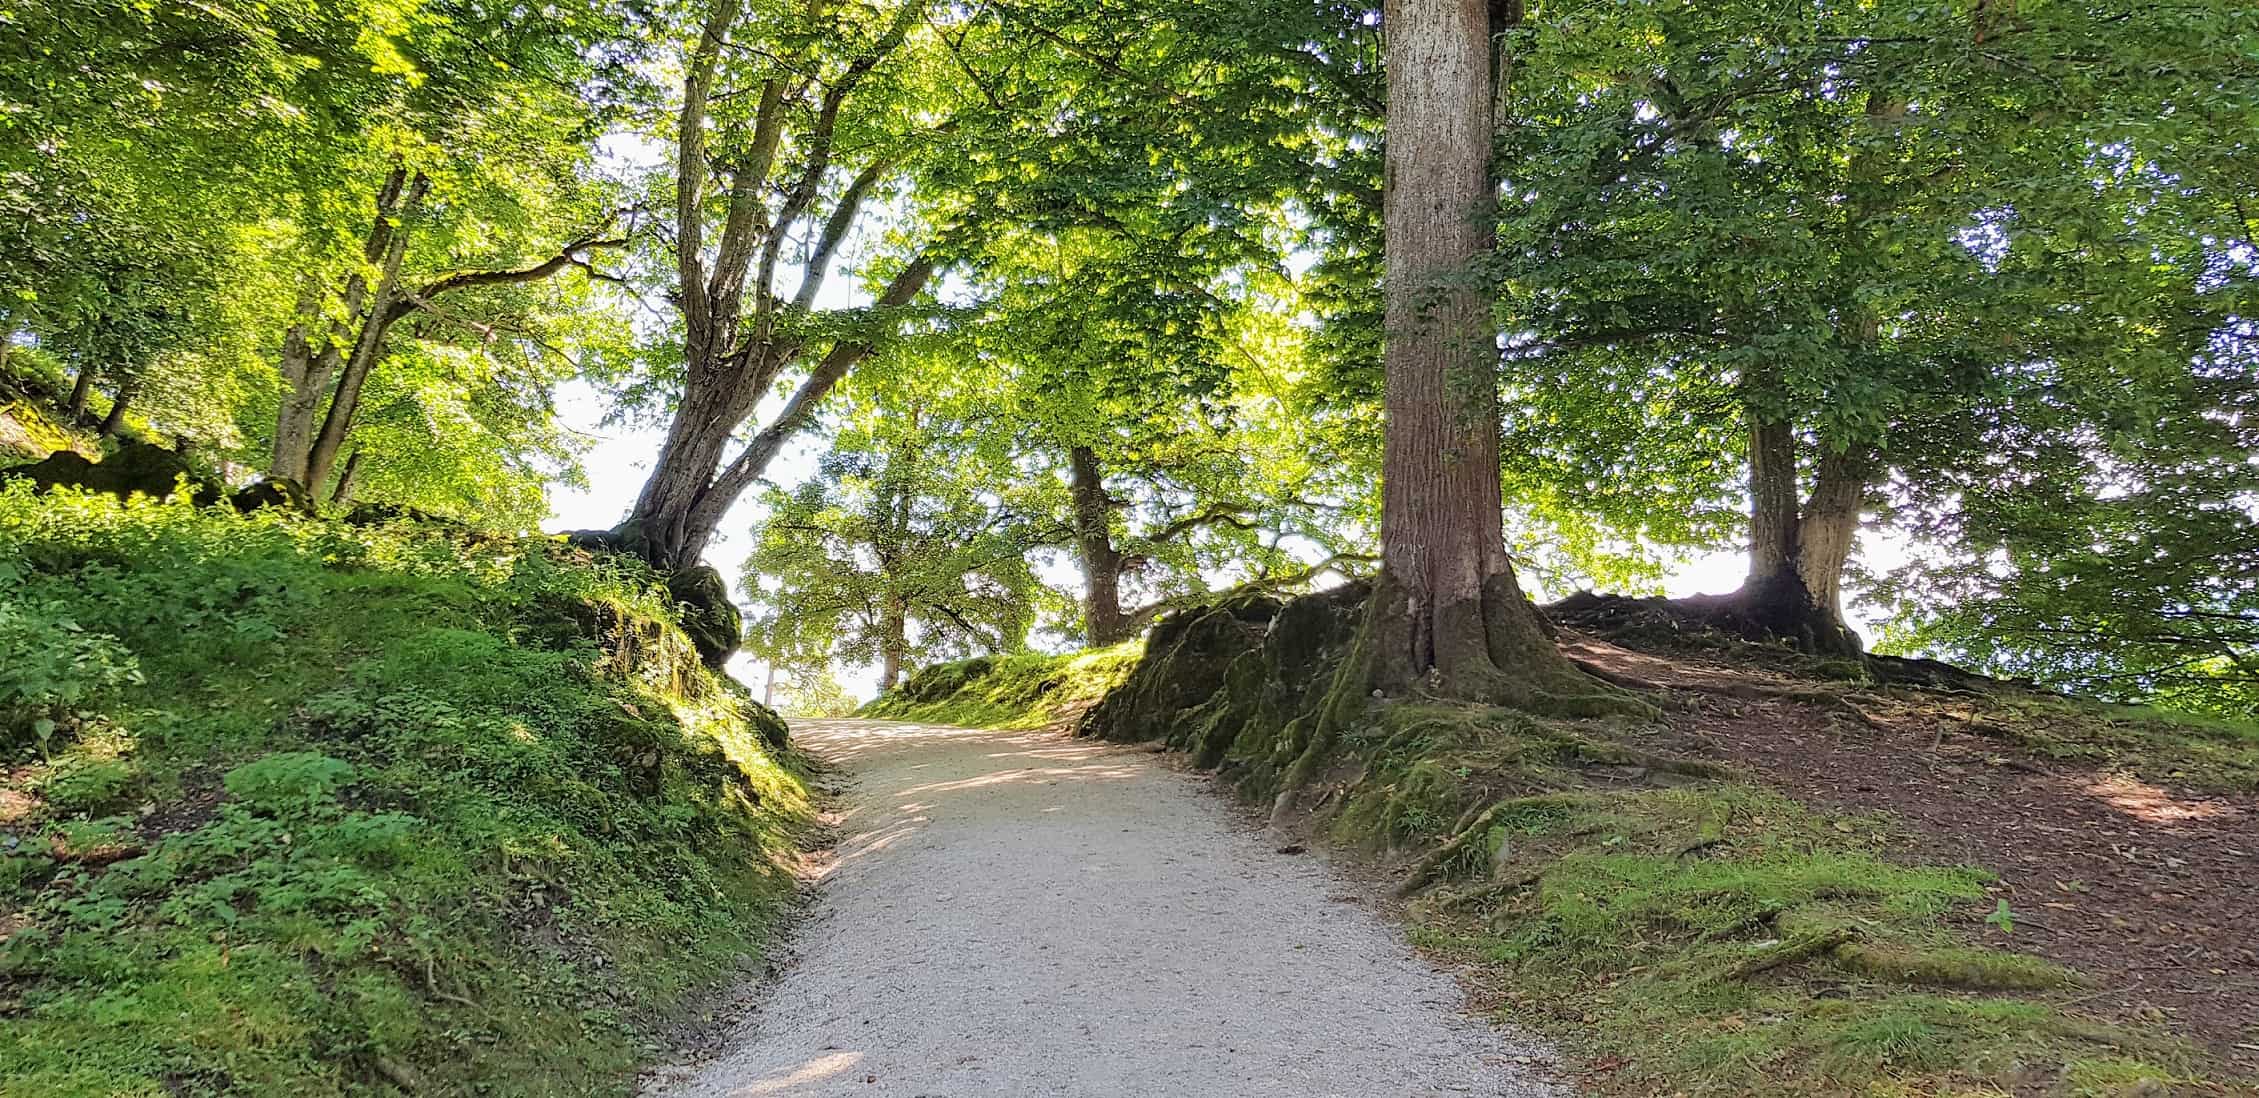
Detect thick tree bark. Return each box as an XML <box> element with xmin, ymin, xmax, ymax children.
<box><xmin>97</xmin><ymin>375</ymin><xmax>136</xmax><ymax>437</ymax></box>
<box><xmin>1067</xmin><ymin>445</ymin><xmax>1133</xmax><ymax>646</ymax></box>
<box><xmin>66</xmin><ymin>367</ymin><xmax>93</xmax><ymax>419</ymax></box>
<box><xmin>1734</xmin><ymin>417</ymin><xmax>1867</xmax><ymax>655</ymax></box>
<box><xmin>1362</xmin><ymin>0</ymin><xmax>1579</xmax><ymax>700</ymax></box>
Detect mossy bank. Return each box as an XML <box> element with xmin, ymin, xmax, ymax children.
<box><xmin>861</xmin><ymin>644</ymin><xmax>1141</xmax><ymax>730</ymax></box>
<box><xmin>0</xmin><ymin>486</ymin><xmax>813</xmax><ymax>1097</ymax></box>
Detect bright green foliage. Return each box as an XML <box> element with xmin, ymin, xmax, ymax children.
<box><xmin>1468</xmin><ymin>0</ymin><xmax>2241</xmax><ymax>585</ymax></box>
<box><xmin>767</xmin><ymin>668</ymin><xmax>861</xmax><ymax>719</ymax></box>
<box><xmin>742</xmin><ymin>370</ymin><xmax>1058</xmax><ymax>687</ymax></box>
<box><xmin>0</xmin><ymin>487</ymin><xmax>810</xmax><ymax>1096</ymax></box>
<box><xmin>862</xmin><ymin>645</ymin><xmax>1143</xmax><ymax>730</ymax></box>
<box><xmin>1</xmin><ymin>0</ymin><xmax>638</xmax><ymax>524</ymax></box>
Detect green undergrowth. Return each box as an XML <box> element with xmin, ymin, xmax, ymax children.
<box><xmin>1345</xmin><ymin>705</ymin><xmax>2229</xmax><ymax>1096</ymax></box>
<box><xmin>0</xmin><ymin>486</ymin><xmax>812</xmax><ymax>1097</ymax></box>
<box><xmin>861</xmin><ymin>644</ymin><xmax>1142</xmax><ymax>729</ymax></box>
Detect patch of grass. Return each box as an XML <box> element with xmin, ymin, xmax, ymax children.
<box><xmin>862</xmin><ymin>645</ymin><xmax>1143</xmax><ymax>729</ymax></box>
<box><xmin>0</xmin><ymin>486</ymin><xmax>812</xmax><ymax>1097</ymax></box>
<box><xmin>1321</xmin><ymin>706</ymin><xmax>2230</xmax><ymax>1096</ymax></box>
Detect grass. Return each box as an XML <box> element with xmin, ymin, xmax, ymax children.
<box><xmin>860</xmin><ymin>644</ymin><xmax>1143</xmax><ymax>729</ymax></box>
<box><xmin>0</xmin><ymin>486</ymin><xmax>813</xmax><ymax>1097</ymax></box>
<box><xmin>1306</xmin><ymin>703</ymin><xmax>2234</xmax><ymax>1096</ymax></box>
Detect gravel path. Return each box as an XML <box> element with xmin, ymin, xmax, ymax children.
<box><xmin>644</xmin><ymin>718</ymin><xmax>1564</xmax><ymax>1098</ymax></box>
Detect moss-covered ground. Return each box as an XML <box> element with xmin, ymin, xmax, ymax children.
<box><xmin>860</xmin><ymin>644</ymin><xmax>1142</xmax><ymax>729</ymax></box>
<box><xmin>1343</xmin><ymin>707</ymin><xmax>2222</xmax><ymax>1096</ymax></box>
<box><xmin>0</xmin><ymin>486</ymin><xmax>813</xmax><ymax>1097</ymax></box>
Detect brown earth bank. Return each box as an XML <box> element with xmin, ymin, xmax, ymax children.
<box><xmin>1563</xmin><ymin>632</ymin><xmax>2259</xmax><ymax>1071</ymax></box>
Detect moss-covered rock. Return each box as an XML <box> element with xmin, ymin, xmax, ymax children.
<box><xmin>1078</xmin><ymin>583</ymin><xmax>1372</xmax><ymax>798</ymax></box>
<box><xmin>1079</xmin><ymin>593</ymin><xmax>1281</xmax><ymax>747</ymax></box>
<box><xmin>665</xmin><ymin>564</ymin><xmax>743</xmax><ymax>669</ymax></box>
<box><xmin>865</xmin><ymin>646</ymin><xmax>1141</xmax><ymax>729</ymax></box>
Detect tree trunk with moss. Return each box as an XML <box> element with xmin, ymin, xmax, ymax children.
<box><xmin>1361</xmin><ymin>0</ymin><xmax>1585</xmax><ymax>701</ymax></box>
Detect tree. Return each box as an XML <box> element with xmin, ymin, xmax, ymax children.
<box><xmin>604</xmin><ymin>0</ymin><xmax>973</xmax><ymax>571</ymax></box>
<box><xmin>960</xmin><ymin>223</ymin><xmax>1356</xmax><ymax>646</ymax></box>
<box><xmin>1353</xmin><ymin>0</ymin><xmax>1596</xmax><ymax>700</ymax></box>
<box><xmin>261</xmin><ymin>0</ymin><xmax>638</xmax><ymax>494</ymax></box>
<box><xmin>742</xmin><ymin>373</ymin><xmax>1050</xmax><ymax>690</ymax></box>
<box><xmin>1480</xmin><ymin>0</ymin><xmax>2255</xmax><ymax>654</ymax></box>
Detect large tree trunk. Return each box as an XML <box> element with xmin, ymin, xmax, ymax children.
<box><xmin>1361</xmin><ymin>0</ymin><xmax>1580</xmax><ymax>700</ymax></box>
<box><xmin>1733</xmin><ymin>416</ymin><xmax>1868</xmax><ymax>655</ymax></box>
<box><xmin>1067</xmin><ymin>445</ymin><xmax>1133</xmax><ymax>646</ymax></box>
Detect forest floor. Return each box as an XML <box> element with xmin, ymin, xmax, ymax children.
<box><xmin>641</xmin><ymin>718</ymin><xmax>1562</xmax><ymax>1097</ymax></box>
<box><xmin>1564</xmin><ymin>633</ymin><xmax>2259</xmax><ymax>1076</ymax></box>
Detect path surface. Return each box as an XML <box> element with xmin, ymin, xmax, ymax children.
<box><xmin>644</xmin><ymin>719</ymin><xmax>1561</xmax><ymax>1098</ymax></box>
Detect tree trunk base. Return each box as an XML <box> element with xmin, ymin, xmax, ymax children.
<box><xmin>1267</xmin><ymin>569</ymin><xmax>1656</xmax><ymax>830</ymax></box>
<box><xmin>1548</xmin><ymin>584</ymin><xmax>1863</xmax><ymax>659</ymax></box>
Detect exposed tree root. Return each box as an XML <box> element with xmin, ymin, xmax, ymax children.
<box><xmin>1438</xmin><ymin>865</ymin><xmax>1552</xmax><ymax>913</ymax></box>
<box><xmin>1673</xmin><ymin>678</ymin><xmax>1887</xmax><ymax>729</ymax></box>
<box><xmin>1719</xmin><ymin>927</ymin><xmax>1862</xmax><ymax>981</ymax></box>
<box><xmin>1394</xmin><ymin>797</ymin><xmax>1577</xmax><ymax>898</ymax></box>
<box><xmin>1829</xmin><ymin>939</ymin><xmax>2081</xmax><ymax>990</ymax></box>
<box><xmin>370</xmin><ymin>1055</ymin><xmax>428</xmax><ymax>1094</ymax></box>
<box><xmin>1520</xmin><ymin>725</ymin><xmax>1734</xmax><ymax>780</ymax></box>
<box><xmin>1714</xmin><ymin>914</ymin><xmax>2087</xmax><ymax>991</ymax></box>
<box><xmin>1695</xmin><ymin>903</ymin><xmax>1787</xmax><ymax>943</ymax></box>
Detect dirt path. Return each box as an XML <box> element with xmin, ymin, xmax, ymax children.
<box><xmin>644</xmin><ymin>718</ymin><xmax>1562</xmax><ymax>1098</ymax></box>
